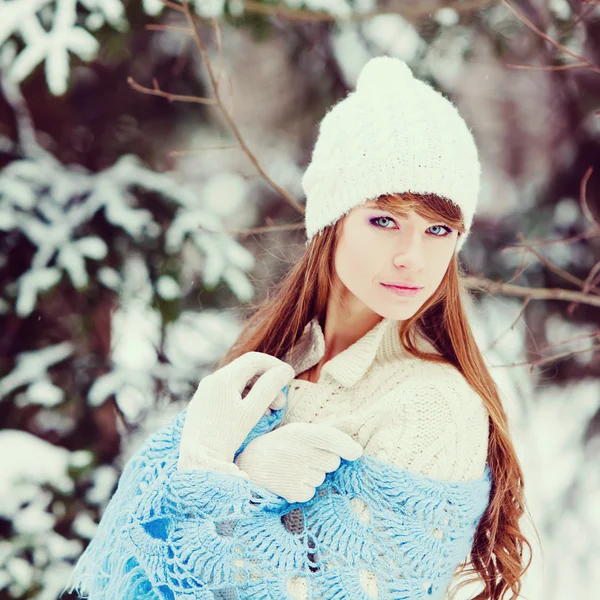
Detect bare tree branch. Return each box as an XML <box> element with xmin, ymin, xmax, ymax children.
<box><xmin>127</xmin><ymin>76</ymin><xmax>217</xmax><ymax>105</ymax></box>
<box><xmin>159</xmin><ymin>0</ymin><xmax>185</xmax><ymax>12</ymax></box>
<box><xmin>183</xmin><ymin>2</ymin><xmax>305</xmax><ymax>214</ymax></box>
<box><xmin>491</xmin><ymin>341</ymin><xmax>600</xmax><ymax>370</ymax></box>
<box><xmin>462</xmin><ymin>277</ymin><xmax>600</xmax><ymax>308</ymax></box>
<box><xmin>240</xmin><ymin>0</ymin><xmax>497</xmax><ymax>23</ymax></box>
<box><xmin>146</xmin><ymin>1</ymin><xmax>306</xmax><ymax>216</ymax></box>
<box><xmin>513</xmin><ymin>232</ymin><xmax>600</xmax><ymax>297</ymax></box>
<box><xmin>145</xmin><ymin>24</ymin><xmax>193</xmax><ymax>34</ymax></box>
<box><xmin>168</xmin><ymin>145</ymin><xmax>238</xmax><ymax>157</ymax></box>
<box><xmin>501</xmin><ymin>0</ymin><xmax>600</xmax><ymax>74</ymax></box>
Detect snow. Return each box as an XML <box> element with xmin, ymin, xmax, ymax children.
<box><xmin>0</xmin><ymin>430</ymin><xmax>93</xmax><ymax>594</ymax></box>
<box><xmin>22</xmin><ymin>380</ymin><xmax>65</xmax><ymax>408</ymax></box>
<box><xmin>362</xmin><ymin>14</ymin><xmax>425</xmax><ymax>63</ymax></box>
<box><xmin>71</xmin><ymin>511</ymin><xmax>99</xmax><ymax>539</ymax></box>
<box><xmin>15</xmin><ymin>268</ymin><xmax>63</xmax><ymax>317</ymax></box>
<box><xmin>203</xmin><ymin>171</ymin><xmax>248</xmax><ymax>217</ymax></box>
<box><xmin>87</xmin><ymin>257</ymin><xmax>162</xmax><ymax>416</ymax></box>
<box><xmin>548</xmin><ymin>0</ymin><xmax>572</xmax><ymax>19</ymax></box>
<box><xmin>84</xmin><ymin>465</ymin><xmax>119</xmax><ymax>506</ymax></box>
<box><xmin>553</xmin><ymin>197</ymin><xmax>581</xmax><ymax>229</ymax></box>
<box><xmin>164</xmin><ymin>309</ymin><xmax>240</xmax><ymax>370</ymax></box>
<box><xmin>0</xmin><ymin>342</ymin><xmax>74</xmax><ymax>403</ymax></box>
<box><xmin>0</xmin><ymin>79</ymin><xmax>256</xmax><ymax>325</ymax></box>
<box><xmin>0</xmin><ymin>71</ymin><xmax>264</xmax><ymax>596</ymax></box>
<box><xmin>0</xmin><ymin>430</ymin><xmax>75</xmax><ymax>518</ymax></box>
<box><xmin>5</xmin><ymin>0</ymin><xmax>100</xmax><ymax>95</ymax></box>
<box><xmin>31</xmin><ymin>408</ymin><xmax>76</xmax><ymax>435</ymax></box>
<box><xmin>156</xmin><ymin>275</ymin><xmax>182</xmax><ymax>300</ymax></box>
<box><xmin>97</xmin><ymin>266</ymin><xmax>121</xmax><ymax>290</ymax></box>
<box><xmin>434</xmin><ymin>8</ymin><xmax>460</xmax><ymax>27</ymax></box>
<box><xmin>0</xmin><ymin>0</ymin><xmax>229</xmax><ymax>95</ymax></box>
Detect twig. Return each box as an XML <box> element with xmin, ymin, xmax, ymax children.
<box><xmin>127</xmin><ymin>76</ymin><xmax>216</xmax><ymax>105</ymax></box>
<box><xmin>579</xmin><ymin>167</ymin><xmax>600</xmax><ymax>230</ymax></box>
<box><xmin>146</xmin><ymin>24</ymin><xmax>193</xmax><ymax>34</ymax></box>
<box><xmin>499</xmin><ymin>166</ymin><xmax>600</xmax><ymax>317</ymax></box>
<box><xmin>503</xmin><ymin>229</ymin><xmax>599</xmax><ymax>249</ymax></box>
<box><xmin>160</xmin><ymin>0</ymin><xmax>185</xmax><ymax>12</ymax></box>
<box><xmin>490</xmin><ymin>341</ymin><xmax>600</xmax><ymax>370</ymax></box>
<box><xmin>487</xmin><ymin>296</ymin><xmax>531</xmax><ymax>352</ymax></box>
<box><xmin>536</xmin><ymin>329</ymin><xmax>600</xmax><ymax>354</ymax></box>
<box><xmin>590</xmin><ymin>269</ymin><xmax>600</xmax><ymax>290</ymax></box>
<box><xmin>462</xmin><ymin>276</ymin><xmax>600</xmax><ymax>308</ymax></box>
<box><xmin>513</xmin><ymin>232</ymin><xmax>600</xmax><ymax>297</ymax></box>
<box><xmin>504</xmin><ymin>62</ymin><xmax>590</xmax><ymax>71</ymax></box>
<box><xmin>168</xmin><ymin>145</ymin><xmax>238</xmax><ymax>157</ymax></box>
<box><xmin>572</xmin><ymin>2</ymin><xmax>599</xmax><ymax>29</ymax></box>
<box><xmin>503</xmin><ymin>245</ymin><xmax>533</xmax><ymax>285</ymax></box>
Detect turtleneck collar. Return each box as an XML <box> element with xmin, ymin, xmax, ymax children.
<box><xmin>284</xmin><ymin>315</ymin><xmax>440</xmax><ymax>388</ymax></box>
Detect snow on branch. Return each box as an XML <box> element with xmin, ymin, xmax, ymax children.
<box><xmin>0</xmin><ymin>78</ymin><xmax>255</xmax><ymax>321</ymax></box>
<box><xmin>0</xmin><ymin>0</ymin><xmax>228</xmax><ymax>95</ymax></box>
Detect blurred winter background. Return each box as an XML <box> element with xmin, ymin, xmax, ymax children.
<box><xmin>0</xmin><ymin>0</ymin><xmax>599</xmax><ymax>598</ymax></box>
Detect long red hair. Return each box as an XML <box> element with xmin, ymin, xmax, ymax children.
<box><xmin>217</xmin><ymin>192</ymin><xmax>537</xmax><ymax>600</ymax></box>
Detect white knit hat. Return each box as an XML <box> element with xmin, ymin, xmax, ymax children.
<box><xmin>302</xmin><ymin>56</ymin><xmax>481</xmax><ymax>252</ymax></box>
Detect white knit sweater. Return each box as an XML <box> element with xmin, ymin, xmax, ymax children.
<box><xmin>276</xmin><ymin>316</ymin><xmax>490</xmax><ymax>483</ymax></box>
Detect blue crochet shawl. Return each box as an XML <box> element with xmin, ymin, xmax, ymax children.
<box><xmin>65</xmin><ymin>385</ymin><xmax>492</xmax><ymax>600</ymax></box>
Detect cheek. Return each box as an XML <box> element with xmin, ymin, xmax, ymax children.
<box><xmin>334</xmin><ymin>234</ymin><xmax>376</xmax><ymax>286</ymax></box>
<box><xmin>425</xmin><ymin>245</ymin><xmax>454</xmax><ymax>288</ymax></box>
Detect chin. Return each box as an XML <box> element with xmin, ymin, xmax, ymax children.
<box><xmin>373</xmin><ymin>304</ymin><xmax>420</xmax><ymax>321</ymax></box>
<box><xmin>394</xmin><ymin>307</ymin><xmax>420</xmax><ymax>320</ymax></box>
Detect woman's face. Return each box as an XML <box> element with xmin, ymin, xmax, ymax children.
<box><xmin>333</xmin><ymin>199</ymin><xmax>458</xmax><ymax>321</ymax></box>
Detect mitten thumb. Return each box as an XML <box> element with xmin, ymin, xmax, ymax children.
<box><xmin>270</xmin><ymin>387</ymin><xmax>288</xmax><ymax>410</ymax></box>
<box><xmin>263</xmin><ymin>387</ymin><xmax>288</xmax><ymax>416</ymax></box>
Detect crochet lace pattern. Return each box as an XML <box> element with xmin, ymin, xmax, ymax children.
<box><xmin>65</xmin><ymin>393</ymin><xmax>492</xmax><ymax>600</ymax></box>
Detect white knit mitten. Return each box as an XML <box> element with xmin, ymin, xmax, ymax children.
<box><xmin>178</xmin><ymin>352</ymin><xmax>295</xmax><ymax>470</ymax></box>
<box><xmin>234</xmin><ymin>422</ymin><xmax>364</xmax><ymax>503</ymax></box>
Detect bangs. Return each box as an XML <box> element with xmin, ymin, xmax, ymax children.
<box><xmin>373</xmin><ymin>192</ymin><xmax>465</xmax><ymax>232</ymax></box>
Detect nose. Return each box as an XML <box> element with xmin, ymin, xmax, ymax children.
<box><xmin>392</xmin><ymin>225</ymin><xmax>425</xmax><ymax>270</ymax></box>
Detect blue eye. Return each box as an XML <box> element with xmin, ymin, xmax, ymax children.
<box><xmin>370</xmin><ymin>216</ymin><xmax>395</xmax><ymax>229</ymax></box>
<box><xmin>369</xmin><ymin>217</ymin><xmax>453</xmax><ymax>237</ymax></box>
<box><xmin>428</xmin><ymin>224</ymin><xmax>454</xmax><ymax>237</ymax></box>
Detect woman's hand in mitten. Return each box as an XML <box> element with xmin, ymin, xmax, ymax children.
<box><xmin>233</xmin><ymin>422</ymin><xmax>364</xmax><ymax>503</ymax></box>
<box><xmin>178</xmin><ymin>352</ymin><xmax>295</xmax><ymax>470</ymax></box>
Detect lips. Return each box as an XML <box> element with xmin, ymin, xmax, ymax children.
<box><xmin>382</xmin><ymin>282</ymin><xmax>422</xmax><ymax>290</ymax></box>
<box><xmin>381</xmin><ymin>283</ymin><xmax>422</xmax><ymax>297</ymax></box>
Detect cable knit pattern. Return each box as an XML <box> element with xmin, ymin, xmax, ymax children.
<box><xmin>279</xmin><ymin>316</ymin><xmax>489</xmax><ymax>483</ymax></box>
<box><xmin>65</xmin><ymin>405</ymin><xmax>492</xmax><ymax>600</ymax></box>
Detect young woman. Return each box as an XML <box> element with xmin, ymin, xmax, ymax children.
<box><xmin>67</xmin><ymin>56</ymin><xmax>533</xmax><ymax>600</ymax></box>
